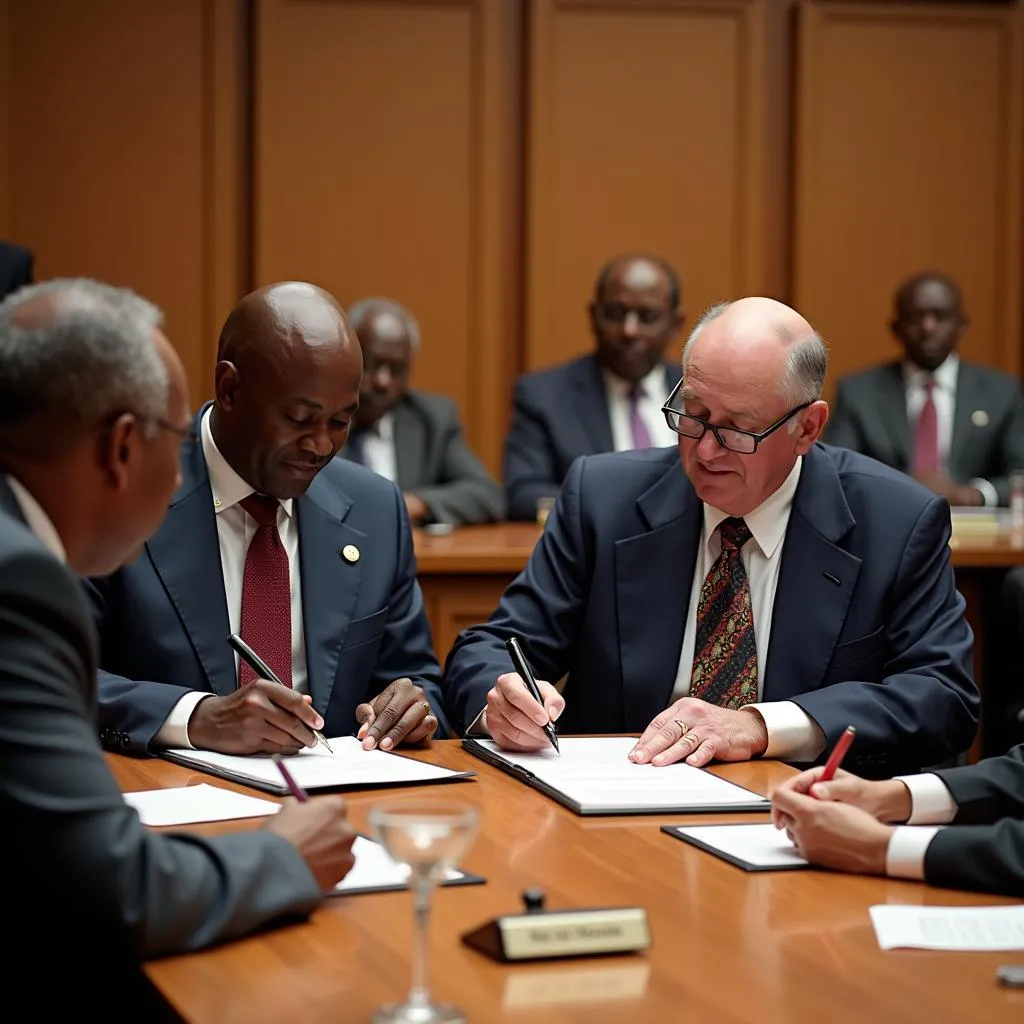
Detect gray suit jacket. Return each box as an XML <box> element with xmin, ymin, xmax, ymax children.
<box><xmin>345</xmin><ymin>390</ymin><xmax>504</xmax><ymax>526</ymax></box>
<box><xmin>0</xmin><ymin>481</ymin><xmax>321</xmax><ymax>1010</ymax></box>
<box><xmin>825</xmin><ymin>360</ymin><xmax>1024</xmax><ymax>504</ymax></box>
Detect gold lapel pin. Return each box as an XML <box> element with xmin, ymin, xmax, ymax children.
<box><xmin>341</xmin><ymin>544</ymin><xmax>360</xmax><ymax>564</ymax></box>
<box><xmin>971</xmin><ymin>409</ymin><xmax>989</xmax><ymax>427</ymax></box>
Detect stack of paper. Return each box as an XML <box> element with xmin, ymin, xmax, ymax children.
<box><xmin>869</xmin><ymin>905</ymin><xmax>1024</xmax><ymax>951</ymax></box>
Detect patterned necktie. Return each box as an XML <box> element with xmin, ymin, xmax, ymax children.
<box><xmin>238</xmin><ymin>493</ymin><xmax>292</xmax><ymax>688</ymax></box>
<box><xmin>911</xmin><ymin>376</ymin><xmax>939</xmax><ymax>474</ymax></box>
<box><xmin>689</xmin><ymin>517</ymin><xmax>757</xmax><ymax>709</ymax></box>
<box><xmin>628</xmin><ymin>386</ymin><xmax>652</xmax><ymax>449</ymax></box>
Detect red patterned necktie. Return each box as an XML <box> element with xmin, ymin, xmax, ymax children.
<box><xmin>689</xmin><ymin>517</ymin><xmax>757</xmax><ymax>709</ymax></box>
<box><xmin>911</xmin><ymin>376</ymin><xmax>939</xmax><ymax>474</ymax></box>
<box><xmin>238</xmin><ymin>493</ymin><xmax>292</xmax><ymax>688</ymax></box>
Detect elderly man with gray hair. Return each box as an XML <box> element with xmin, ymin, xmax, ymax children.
<box><xmin>444</xmin><ymin>296</ymin><xmax>979</xmax><ymax>777</ymax></box>
<box><xmin>0</xmin><ymin>279</ymin><xmax>357</xmax><ymax>1015</ymax></box>
<box><xmin>342</xmin><ymin>296</ymin><xmax>504</xmax><ymax>526</ymax></box>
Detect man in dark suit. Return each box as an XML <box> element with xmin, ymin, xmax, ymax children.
<box><xmin>445</xmin><ymin>298</ymin><xmax>978</xmax><ymax>777</ymax></box>
<box><xmin>88</xmin><ymin>282</ymin><xmax>447</xmax><ymax>758</ymax></box>
<box><xmin>342</xmin><ymin>297</ymin><xmax>503</xmax><ymax>526</ymax></box>
<box><xmin>772</xmin><ymin>745</ymin><xmax>1024</xmax><ymax>897</ymax></box>
<box><xmin>0</xmin><ymin>240</ymin><xmax>32</xmax><ymax>300</ymax></box>
<box><xmin>503</xmin><ymin>253</ymin><xmax>685</xmax><ymax>520</ymax></box>
<box><xmin>0</xmin><ymin>279</ymin><xmax>357</xmax><ymax>1012</ymax></box>
<box><xmin>825</xmin><ymin>271</ymin><xmax>1024</xmax><ymax>506</ymax></box>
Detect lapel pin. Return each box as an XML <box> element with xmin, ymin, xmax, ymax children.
<box><xmin>341</xmin><ymin>544</ymin><xmax>360</xmax><ymax>564</ymax></box>
<box><xmin>971</xmin><ymin>409</ymin><xmax>989</xmax><ymax>427</ymax></box>
<box><xmin>213</xmin><ymin>498</ymin><xmax>222</xmax><ymax>508</ymax></box>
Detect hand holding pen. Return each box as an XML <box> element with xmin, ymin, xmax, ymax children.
<box><xmin>483</xmin><ymin>636</ymin><xmax>563</xmax><ymax>754</ymax></box>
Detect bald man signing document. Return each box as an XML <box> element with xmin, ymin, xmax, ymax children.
<box><xmin>445</xmin><ymin>298</ymin><xmax>978</xmax><ymax>776</ymax></box>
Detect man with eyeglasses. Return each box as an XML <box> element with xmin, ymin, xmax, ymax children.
<box><xmin>445</xmin><ymin>297</ymin><xmax>978</xmax><ymax>776</ymax></box>
<box><xmin>503</xmin><ymin>253</ymin><xmax>685</xmax><ymax>520</ymax></box>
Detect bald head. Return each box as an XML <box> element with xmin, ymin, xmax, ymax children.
<box><xmin>211</xmin><ymin>282</ymin><xmax>362</xmax><ymax>500</ymax></box>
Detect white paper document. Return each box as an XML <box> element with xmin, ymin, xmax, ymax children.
<box><xmin>869</xmin><ymin>905</ymin><xmax>1024</xmax><ymax>951</ymax></box>
<box><xmin>335</xmin><ymin>836</ymin><xmax>463</xmax><ymax>895</ymax></box>
<box><xmin>469</xmin><ymin>736</ymin><xmax>769</xmax><ymax>814</ymax></box>
<box><xmin>668</xmin><ymin>823</ymin><xmax>809</xmax><ymax>869</ymax></box>
<box><xmin>124</xmin><ymin>783</ymin><xmax>280</xmax><ymax>826</ymax></box>
<box><xmin>163</xmin><ymin>736</ymin><xmax>471</xmax><ymax>795</ymax></box>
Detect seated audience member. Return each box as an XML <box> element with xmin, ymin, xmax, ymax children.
<box><xmin>342</xmin><ymin>297</ymin><xmax>503</xmax><ymax>526</ymax></box>
<box><xmin>0</xmin><ymin>279</ymin><xmax>356</xmax><ymax>1012</ymax></box>
<box><xmin>826</xmin><ymin>271</ymin><xmax>1024</xmax><ymax>506</ymax></box>
<box><xmin>0</xmin><ymin>240</ymin><xmax>32</xmax><ymax>300</ymax></box>
<box><xmin>772</xmin><ymin>745</ymin><xmax>1024</xmax><ymax>897</ymax></box>
<box><xmin>444</xmin><ymin>298</ymin><xmax>978</xmax><ymax>777</ymax></box>
<box><xmin>87</xmin><ymin>282</ymin><xmax>447</xmax><ymax>757</ymax></box>
<box><xmin>503</xmin><ymin>253</ymin><xmax>685</xmax><ymax>520</ymax></box>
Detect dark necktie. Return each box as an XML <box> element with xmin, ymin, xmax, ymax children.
<box><xmin>689</xmin><ymin>517</ymin><xmax>757</xmax><ymax>709</ymax></box>
<box><xmin>628</xmin><ymin>386</ymin><xmax>653</xmax><ymax>449</ymax></box>
<box><xmin>238</xmin><ymin>494</ymin><xmax>292</xmax><ymax>688</ymax></box>
<box><xmin>911</xmin><ymin>377</ymin><xmax>939</xmax><ymax>474</ymax></box>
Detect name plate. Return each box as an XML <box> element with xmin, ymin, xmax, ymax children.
<box><xmin>463</xmin><ymin>907</ymin><xmax>651</xmax><ymax>962</ymax></box>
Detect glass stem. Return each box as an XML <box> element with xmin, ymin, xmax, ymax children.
<box><xmin>408</xmin><ymin>874</ymin><xmax>433</xmax><ymax>1008</ymax></box>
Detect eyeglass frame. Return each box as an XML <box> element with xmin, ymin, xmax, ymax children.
<box><xmin>99</xmin><ymin>412</ymin><xmax>198</xmax><ymax>447</ymax></box>
<box><xmin>660</xmin><ymin>378</ymin><xmax>812</xmax><ymax>455</ymax></box>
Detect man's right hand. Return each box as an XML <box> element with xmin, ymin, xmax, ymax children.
<box><xmin>187</xmin><ymin>681</ymin><xmax>325</xmax><ymax>754</ymax></box>
<box><xmin>770</xmin><ymin>766</ymin><xmax>912</xmax><ymax>829</ymax></box>
<box><xmin>485</xmin><ymin>671</ymin><xmax>564</xmax><ymax>751</ymax></box>
<box><xmin>267</xmin><ymin>797</ymin><xmax>356</xmax><ymax>891</ymax></box>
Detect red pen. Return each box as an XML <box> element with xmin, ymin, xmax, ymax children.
<box><xmin>272</xmin><ymin>753</ymin><xmax>309</xmax><ymax>802</ymax></box>
<box><xmin>818</xmin><ymin>725</ymin><xmax>856</xmax><ymax>785</ymax></box>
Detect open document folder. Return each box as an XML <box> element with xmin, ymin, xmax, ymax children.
<box><xmin>162</xmin><ymin>736</ymin><xmax>474</xmax><ymax>795</ymax></box>
<box><xmin>463</xmin><ymin>736</ymin><xmax>770</xmax><ymax>815</ymax></box>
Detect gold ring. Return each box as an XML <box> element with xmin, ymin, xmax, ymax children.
<box><xmin>421</xmin><ymin>701</ymin><xmax>432</xmax><ymax>712</ymax></box>
<box><xmin>675</xmin><ymin>719</ymin><xmax>688</xmax><ymax>737</ymax></box>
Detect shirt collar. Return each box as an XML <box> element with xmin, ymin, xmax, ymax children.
<box><xmin>6</xmin><ymin>475</ymin><xmax>67</xmax><ymax>562</ymax></box>
<box><xmin>903</xmin><ymin>353</ymin><xmax>959</xmax><ymax>392</ymax></box>
<box><xmin>602</xmin><ymin>363</ymin><xmax>669</xmax><ymax>401</ymax></box>
<box><xmin>702</xmin><ymin>457</ymin><xmax>802</xmax><ymax>560</ymax></box>
<box><xmin>201</xmin><ymin>407</ymin><xmax>293</xmax><ymax>518</ymax></box>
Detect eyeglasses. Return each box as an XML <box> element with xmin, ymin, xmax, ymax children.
<box><xmin>661</xmin><ymin>379</ymin><xmax>810</xmax><ymax>455</ymax></box>
<box><xmin>595</xmin><ymin>302</ymin><xmax>672</xmax><ymax>330</ymax></box>
<box><xmin>154</xmin><ymin>418</ymin><xmax>198</xmax><ymax>446</ymax></box>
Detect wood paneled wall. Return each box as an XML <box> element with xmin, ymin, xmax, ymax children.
<box><xmin>1</xmin><ymin>0</ymin><xmax>1022</xmax><ymax>472</ymax></box>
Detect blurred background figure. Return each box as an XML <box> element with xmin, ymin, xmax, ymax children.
<box><xmin>0</xmin><ymin>241</ymin><xmax>32</xmax><ymax>300</ymax></box>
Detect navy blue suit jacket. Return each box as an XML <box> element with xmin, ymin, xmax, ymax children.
<box><xmin>503</xmin><ymin>354</ymin><xmax>683</xmax><ymax>521</ymax></box>
<box><xmin>445</xmin><ymin>444</ymin><xmax>979</xmax><ymax>776</ymax></box>
<box><xmin>87</xmin><ymin>408</ymin><xmax>448</xmax><ymax>752</ymax></box>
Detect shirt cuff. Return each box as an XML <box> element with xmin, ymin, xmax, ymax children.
<box><xmin>747</xmin><ymin>702</ymin><xmax>827</xmax><ymax>761</ymax></box>
<box><xmin>465</xmin><ymin>707</ymin><xmax>490</xmax><ymax>738</ymax></box>
<box><xmin>886</xmin><ymin>826</ymin><xmax>942</xmax><ymax>880</ymax></box>
<box><xmin>970</xmin><ymin>478</ymin><xmax>999</xmax><ymax>507</ymax></box>
<box><xmin>894</xmin><ymin>773</ymin><xmax>959</xmax><ymax>824</ymax></box>
<box><xmin>154</xmin><ymin>692</ymin><xmax>211</xmax><ymax>749</ymax></box>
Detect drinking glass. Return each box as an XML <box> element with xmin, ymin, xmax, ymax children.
<box><xmin>368</xmin><ymin>799</ymin><xmax>480</xmax><ymax>1024</ymax></box>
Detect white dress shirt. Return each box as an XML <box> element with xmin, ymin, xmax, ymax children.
<box><xmin>156</xmin><ymin>408</ymin><xmax>309</xmax><ymax>747</ymax></box>
<box><xmin>904</xmin><ymin>355</ymin><xmax>997</xmax><ymax>506</ymax></box>
<box><xmin>6</xmin><ymin>476</ymin><xmax>67</xmax><ymax>563</ymax></box>
<box><xmin>358</xmin><ymin>412</ymin><xmax>398</xmax><ymax>483</ymax></box>
<box><xmin>672</xmin><ymin>459</ymin><xmax>827</xmax><ymax>762</ymax></box>
<box><xmin>602</xmin><ymin>365</ymin><xmax>678</xmax><ymax>451</ymax></box>
<box><xmin>885</xmin><ymin>773</ymin><xmax>959</xmax><ymax>880</ymax></box>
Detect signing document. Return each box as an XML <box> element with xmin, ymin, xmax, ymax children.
<box><xmin>463</xmin><ymin>736</ymin><xmax>769</xmax><ymax>815</ymax></box>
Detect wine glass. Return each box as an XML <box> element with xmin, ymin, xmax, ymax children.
<box><xmin>368</xmin><ymin>798</ymin><xmax>480</xmax><ymax>1024</ymax></box>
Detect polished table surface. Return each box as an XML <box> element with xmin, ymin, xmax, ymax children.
<box><xmin>112</xmin><ymin>743</ymin><xmax>1024</xmax><ymax>1023</ymax></box>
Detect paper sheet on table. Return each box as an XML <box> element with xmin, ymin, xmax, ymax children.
<box><xmin>466</xmin><ymin>736</ymin><xmax>769</xmax><ymax>814</ymax></box>
<box><xmin>665</xmin><ymin>823</ymin><xmax>809</xmax><ymax>870</ymax></box>
<box><xmin>124</xmin><ymin>783</ymin><xmax>280</xmax><ymax>826</ymax></box>
<box><xmin>869</xmin><ymin>905</ymin><xmax>1024</xmax><ymax>951</ymax></box>
<box><xmin>162</xmin><ymin>736</ymin><xmax>472</xmax><ymax>795</ymax></box>
<box><xmin>333</xmin><ymin>836</ymin><xmax>479</xmax><ymax>896</ymax></box>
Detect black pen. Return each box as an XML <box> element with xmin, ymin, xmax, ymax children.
<box><xmin>505</xmin><ymin>636</ymin><xmax>560</xmax><ymax>754</ymax></box>
<box><xmin>227</xmin><ymin>633</ymin><xmax>333</xmax><ymax>753</ymax></box>
<box><xmin>271</xmin><ymin>753</ymin><xmax>309</xmax><ymax>802</ymax></box>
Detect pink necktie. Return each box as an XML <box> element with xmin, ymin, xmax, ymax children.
<box><xmin>912</xmin><ymin>377</ymin><xmax>939</xmax><ymax>474</ymax></box>
<box><xmin>628</xmin><ymin>386</ymin><xmax>652</xmax><ymax>449</ymax></box>
<box><xmin>238</xmin><ymin>494</ymin><xmax>292</xmax><ymax>688</ymax></box>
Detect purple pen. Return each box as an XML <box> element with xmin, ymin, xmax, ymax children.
<box><xmin>271</xmin><ymin>753</ymin><xmax>309</xmax><ymax>802</ymax></box>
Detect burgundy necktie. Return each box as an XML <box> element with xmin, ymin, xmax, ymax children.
<box><xmin>238</xmin><ymin>494</ymin><xmax>292</xmax><ymax>688</ymax></box>
<box><xmin>689</xmin><ymin>518</ymin><xmax>758</xmax><ymax>709</ymax></box>
<box><xmin>628</xmin><ymin>386</ymin><xmax>652</xmax><ymax>449</ymax></box>
<box><xmin>912</xmin><ymin>377</ymin><xmax>939</xmax><ymax>474</ymax></box>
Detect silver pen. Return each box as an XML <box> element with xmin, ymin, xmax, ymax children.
<box><xmin>227</xmin><ymin>633</ymin><xmax>333</xmax><ymax>753</ymax></box>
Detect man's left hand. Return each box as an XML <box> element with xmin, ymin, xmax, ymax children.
<box><xmin>772</xmin><ymin>786</ymin><xmax>893</xmax><ymax>875</ymax></box>
<box><xmin>913</xmin><ymin>472</ymin><xmax>982</xmax><ymax>507</ymax></box>
<box><xmin>629</xmin><ymin>699</ymin><xmax>769</xmax><ymax>767</ymax></box>
<box><xmin>404</xmin><ymin>493</ymin><xmax>430</xmax><ymax>525</ymax></box>
<box><xmin>355</xmin><ymin>678</ymin><xmax>437</xmax><ymax>751</ymax></box>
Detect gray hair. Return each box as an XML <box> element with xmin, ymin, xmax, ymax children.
<box><xmin>681</xmin><ymin>300</ymin><xmax>828</xmax><ymax>406</ymax></box>
<box><xmin>346</xmin><ymin>297</ymin><xmax>421</xmax><ymax>351</ymax></box>
<box><xmin>0</xmin><ymin>278</ymin><xmax>168</xmax><ymax>453</ymax></box>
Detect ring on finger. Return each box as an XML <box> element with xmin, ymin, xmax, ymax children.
<box><xmin>420</xmin><ymin>701</ymin><xmax>431</xmax><ymax>712</ymax></box>
<box><xmin>674</xmin><ymin>719</ymin><xmax>689</xmax><ymax>738</ymax></box>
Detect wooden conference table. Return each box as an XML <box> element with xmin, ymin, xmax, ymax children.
<box><xmin>117</xmin><ymin>743</ymin><xmax>1024</xmax><ymax>1023</ymax></box>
